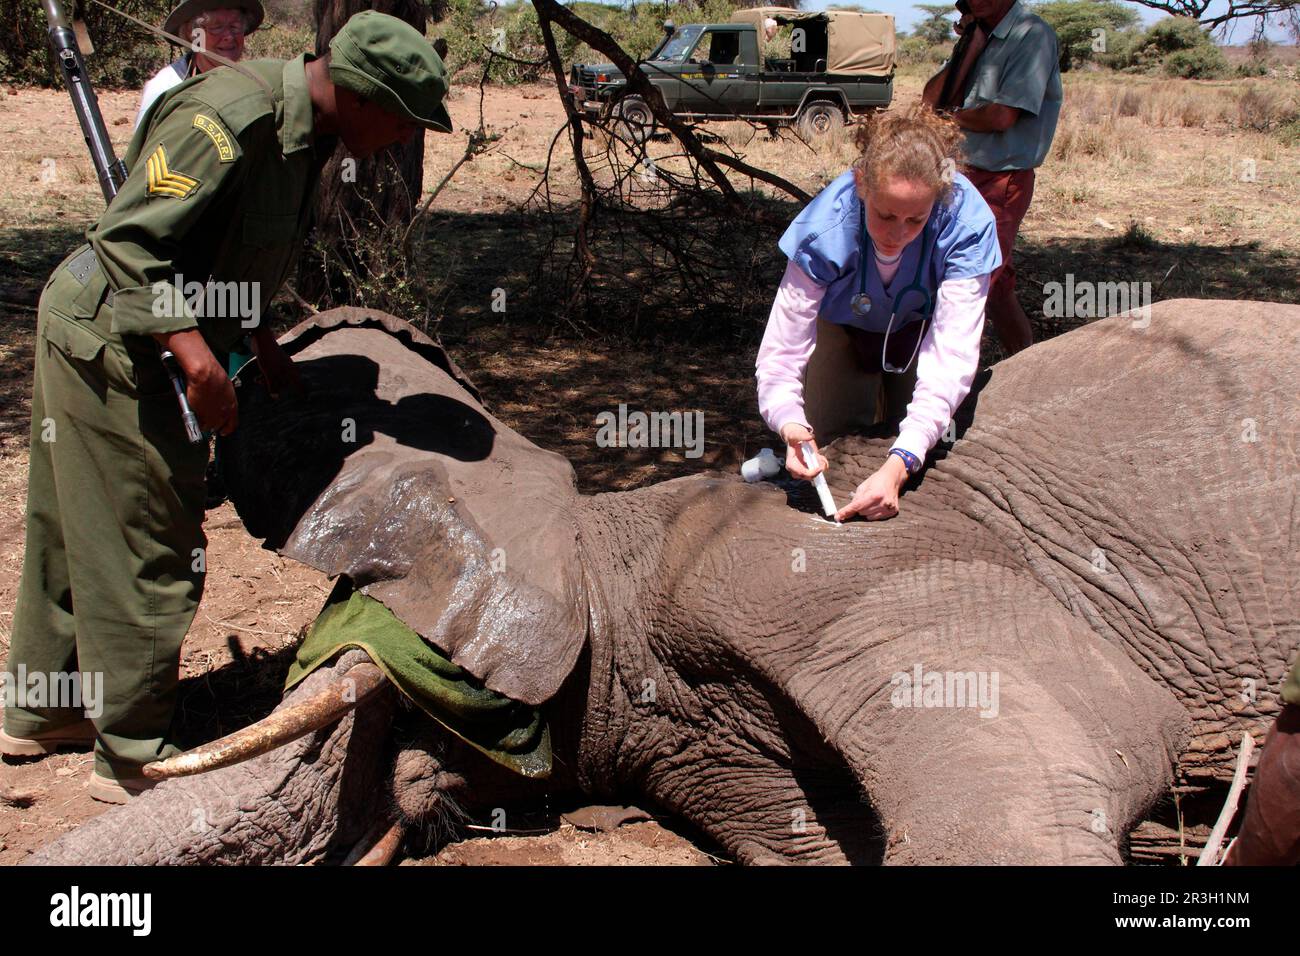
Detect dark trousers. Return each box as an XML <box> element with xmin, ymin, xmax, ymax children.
<box><xmin>803</xmin><ymin>317</ymin><xmax>922</xmax><ymax>443</ymax></box>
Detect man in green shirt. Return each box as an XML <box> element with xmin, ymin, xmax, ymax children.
<box><xmin>0</xmin><ymin>11</ymin><xmax>453</xmax><ymax>802</ymax></box>
<box><xmin>923</xmin><ymin>0</ymin><xmax>1062</xmax><ymax>355</ymax></box>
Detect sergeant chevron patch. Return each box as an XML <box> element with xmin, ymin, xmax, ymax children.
<box><xmin>145</xmin><ymin>145</ymin><xmax>200</xmax><ymax>199</ymax></box>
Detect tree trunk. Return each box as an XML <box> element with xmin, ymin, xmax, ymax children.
<box><xmin>298</xmin><ymin>0</ymin><xmax>428</xmax><ymax>307</ymax></box>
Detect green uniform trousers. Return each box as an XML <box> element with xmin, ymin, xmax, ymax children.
<box><xmin>5</xmin><ymin>250</ymin><xmax>208</xmax><ymax>777</ymax></box>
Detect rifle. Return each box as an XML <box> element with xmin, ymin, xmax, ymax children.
<box><xmin>42</xmin><ymin>0</ymin><xmax>127</xmax><ymax>202</ymax></box>
<box><xmin>41</xmin><ymin>0</ymin><xmax>204</xmax><ymax>442</ymax></box>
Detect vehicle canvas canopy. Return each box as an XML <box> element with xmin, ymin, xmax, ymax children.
<box><xmin>729</xmin><ymin>6</ymin><xmax>896</xmax><ymax>76</ymax></box>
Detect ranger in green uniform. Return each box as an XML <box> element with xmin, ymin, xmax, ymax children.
<box><xmin>0</xmin><ymin>11</ymin><xmax>453</xmax><ymax>803</ymax></box>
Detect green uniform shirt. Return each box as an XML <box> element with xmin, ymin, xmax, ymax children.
<box><xmin>6</xmin><ymin>54</ymin><xmax>333</xmax><ymax>774</ymax></box>
<box><xmin>81</xmin><ymin>53</ymin><xmax>332</xmax><ymax>355</ymax></box>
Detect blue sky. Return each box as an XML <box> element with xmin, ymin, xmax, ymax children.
<box><xmin>798</xmin><ymin>0</ymin><xmax>1296</xmax><ymax>42</ymax></box>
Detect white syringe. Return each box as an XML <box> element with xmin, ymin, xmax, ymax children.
<box><xmin>799</xmin><ymin>441</ymin><xmax>841</xmax><ymax>523</ymax></box>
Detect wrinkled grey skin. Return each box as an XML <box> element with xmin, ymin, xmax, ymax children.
<box><xmin>31</xmin><ymin>299</ymin><xmax>1298</xmax><ymax>865</ymax></box>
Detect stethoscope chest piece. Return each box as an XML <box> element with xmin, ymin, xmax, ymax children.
<box><xmin>853</xmin><ymin>199</ymin><xmax>934</xmax><ymax>375</ymax></box>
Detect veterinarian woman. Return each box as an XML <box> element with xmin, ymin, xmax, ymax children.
<box><xmin>756</xmin><ymin>105</ymin><xmax>1001</xmax><ymax>521</ymax></box>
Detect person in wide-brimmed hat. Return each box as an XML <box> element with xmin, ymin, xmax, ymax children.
<box><xmin>134</xmin><ymin>0</ymin><xmax>265</xmax><ymax>129</ymax></box>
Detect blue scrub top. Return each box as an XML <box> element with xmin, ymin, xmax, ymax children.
<box><xmin>778</xmin><ymin>169</ymin><xmax>1002</xmax><ymax>335</ymax></box>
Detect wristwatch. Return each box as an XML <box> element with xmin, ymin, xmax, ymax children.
<box><xmin>888</xmin><ymin>447</ymin><xmax>921</xmax><ymax>475</ymax></box>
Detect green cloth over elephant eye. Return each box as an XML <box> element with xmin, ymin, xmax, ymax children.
<box><xmin>285</xmin><ymin>578</ymin><xmax>551</xmax><ymax>778</ymax></box>
<box><xmin>1283</xmin><ymin>652</ymin><xmax>1300</xmax><ymax>708</ymax></box>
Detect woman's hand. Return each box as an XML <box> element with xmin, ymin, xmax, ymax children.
<box><xmin>780</xmin><ymin>422</ymin><xmax>825</xmax><ymax>480</ymax></box>
<box><xmin>836</xmin><ymin>455</ymin><xmax>909</xmax><ymax>522</ymax></box>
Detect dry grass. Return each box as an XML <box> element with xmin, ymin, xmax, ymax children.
<box><xmin>1236</xmin><ymin>84</ymin><xmax>1300</xmax><ymax>132</ymax></box>
<box><xmin>1033</xmin><ymin>72</ymin><xmax>1300</xmax><ymax>253</ymax></box>
<box><xmin>1055</xmin><ymin>74</ymin><xmax>1299</xmax><ymax>135</ymax></box>
<box><xmin>1051</xmin><ymin>112</ymin><xmax>1153</xmax><ymax>164</ymax></box>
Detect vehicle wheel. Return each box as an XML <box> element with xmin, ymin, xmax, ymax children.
<box><xmin>615</xmin><ymin>95</ymin><xmax>656</xmax><ymax>144</ymax></box>
<box><xmin>797</xmin><ymin>101</ymin><xmax>845</xmax><ymax>139</ymax></box>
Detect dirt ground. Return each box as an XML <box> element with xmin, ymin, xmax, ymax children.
<box><xmin>0</xmin><ymin>67</ymin><xmax>1296</xmax><ymax>865</ymax></box>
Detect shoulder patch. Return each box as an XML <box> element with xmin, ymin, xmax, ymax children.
<box><xmin>145</xmin><ymin>145</ymin><xmax>201</xmax><ymax>199</ymax></box>
<box><xmin>193</xmin><ymin>113</ymin><xmax>236</xmax><ymax>163</ymax></box>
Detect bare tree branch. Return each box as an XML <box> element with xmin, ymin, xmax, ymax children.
<box><xmin>535</xmin><ymin>4</ymin><xmax>599</xmax><ymax>301</ymax></box>
<box><xmin>1125</xmin><ymin>0</ymin><xmax>1298</xmax><ymax>33</ymax></box>
<box><xmin>530</xmin><ymin>0</ymin><xmax>811</xmax><ymax>212</ymax></box>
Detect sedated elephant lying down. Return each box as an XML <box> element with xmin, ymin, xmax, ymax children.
<box><xmin>30</xmin><ymin>299</ymin><xmax>1298</xmax><ymax>866</ymax></box>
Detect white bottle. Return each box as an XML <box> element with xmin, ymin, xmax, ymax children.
<box><xmin>741</xmin><ymin>447</ymin><xmax>781</xmax><ymax>482</ymax></box>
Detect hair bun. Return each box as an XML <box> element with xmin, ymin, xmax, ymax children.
<box><xmin>852</xmin><ymin>105</ymin><xmax>963</xmax><ymax>204</ymax></box>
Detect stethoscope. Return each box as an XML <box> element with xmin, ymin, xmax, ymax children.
<box><xmin>848</xmin><ymin>201</ymin><xmax>934</xmax><ymax>375</ymax></box>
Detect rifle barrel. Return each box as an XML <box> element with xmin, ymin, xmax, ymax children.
<box><xmin>43</xmin><ymin>0</ymin><xmax>127</xmax><ymax>202</ymax></box>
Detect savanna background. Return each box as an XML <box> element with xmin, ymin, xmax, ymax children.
<box><xmin>0</xmin><ymin>0</ymin><xmax>1296</xmax><ymax>864</ymax></box>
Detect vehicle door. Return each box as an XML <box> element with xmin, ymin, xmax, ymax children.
<box><xmin>641</xmin><ymin>25</ymin><xmax>702</xmax><ymax>112</ymax></box>
<box><xmin>676</xmin><ymin>29</ymin><xmax>755</xmax><ymax>116</ymax></box>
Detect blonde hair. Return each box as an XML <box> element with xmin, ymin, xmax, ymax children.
<box><xmin>852</xmin><ymin>105</ymin><xmax>964</xmax><ymax>205</ymax></box>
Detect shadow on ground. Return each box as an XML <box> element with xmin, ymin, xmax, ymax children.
<box><xmin>172</xmin><ymin>639</ymin><xmax>300</xmax><ymax>749</ymax></box>
<box><xmin>3</xmin><ymin>214</ymin><xmax>1297</xmax><ymax>491</ymax></box>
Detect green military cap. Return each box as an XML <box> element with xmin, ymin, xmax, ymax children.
<box><xmin>328</xmin><ymin>11</ymin><xmax>453</xmax><ymax>134</ymax></box>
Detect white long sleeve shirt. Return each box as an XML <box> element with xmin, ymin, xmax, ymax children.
<box><xmin>134</xmin><ymin>57</ymin><xmax>192</xmax><ymax>130</ymax></box>
<box><xmin>755</xmin><ymin>259</ymin><xmax>990</xmax><ymax>462</ymax></box>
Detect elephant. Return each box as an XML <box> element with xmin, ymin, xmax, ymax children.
<box><xmin>28</xmin><ymin>298</ymin><xmax>1298</xmax><ymax>866</ymax></box>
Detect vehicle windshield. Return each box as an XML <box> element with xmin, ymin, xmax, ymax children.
<box><xmin>651</xmin><ymin>25</ymin><xmax>704</xmax><ymax>62</ymax></box>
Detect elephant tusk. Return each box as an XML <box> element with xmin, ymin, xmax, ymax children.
<box><xmin>141</xmin><ymin>661</ymin><xmax>388</xmax><ymax>780</ymax></box>
<box><xmin>344</xmin><ymin>818</ymin><xmax>406</xmax><ymax>866</ymax></box>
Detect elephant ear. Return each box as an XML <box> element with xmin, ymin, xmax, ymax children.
<box><xmin>218</xmin><ymin>307</ymin><xmax>586</xmax><ymax>707</ymax></box>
